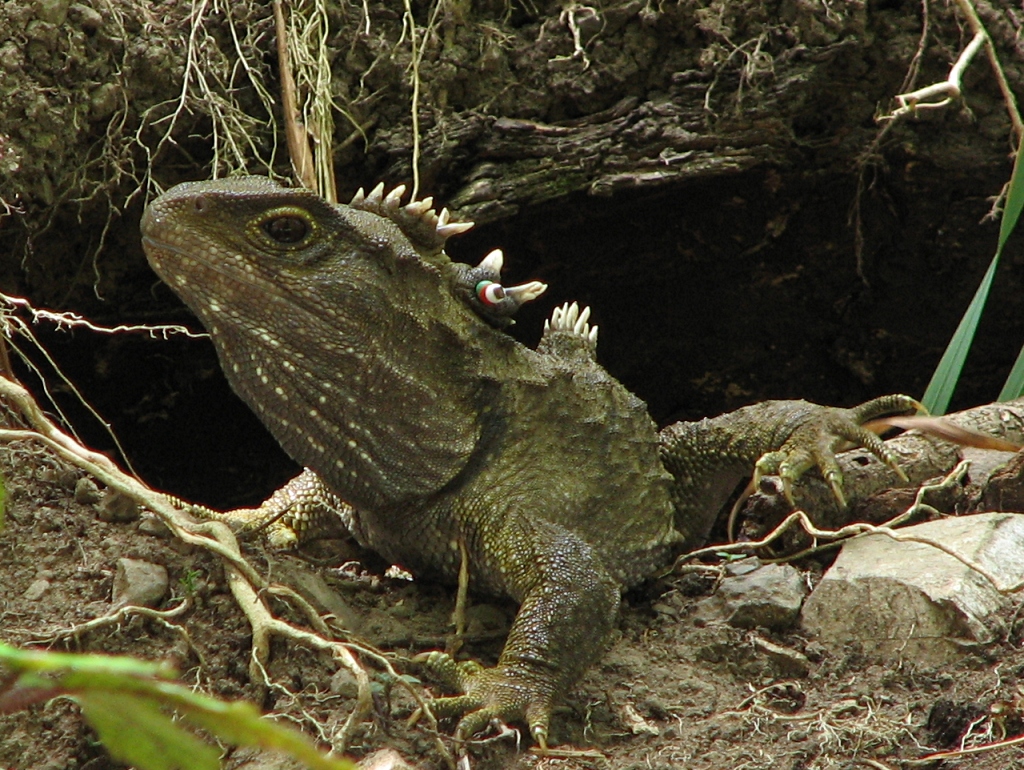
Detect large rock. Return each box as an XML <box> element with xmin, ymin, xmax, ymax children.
<box><xmin>802</xmin><ymin>512</ymin><xmax>1024</xmax><ymax>665</ymax></box>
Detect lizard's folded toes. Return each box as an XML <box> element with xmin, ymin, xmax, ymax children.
<box><xmin>414</xmin><ymin>653</ymin><xmax>554</xmax><ymax>746</ymax></box>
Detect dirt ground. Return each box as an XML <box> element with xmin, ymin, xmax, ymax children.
<box><xmin>4</xmin><ymin>416</ymin><xmax>1024</xmax><ymax>770</ymax></box>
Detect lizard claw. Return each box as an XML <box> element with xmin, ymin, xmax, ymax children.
<box><xmin>414</xmin><ymin>650</ymin><xmax>553</xmax><ymax>747</ymax></box>
<box><xmin>754</xmin><ymin>394</ymin><xmax>921</xmax><ymax>509</ymax></box>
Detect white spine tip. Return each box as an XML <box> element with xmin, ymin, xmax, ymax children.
<box><xmin>404</xmin><ymin>199</ymin><xmax>431</xmax><ymax>216</ymax></box>
<box><xmin>479</xmin><ymin>248</ymin><xmax>504</xmax><ymax>274</ymax></box>
<box><xmin>505</xmin><ymin>281</ymin><xmax>547</xmax><ymax>304</ymax></box>
<box><xmin>437</xmin><ymin>221</ymin><xmax>474</xmax><ymax>238</ymax></box>
<box><xmin>574</xmin><ymin>305</ymin><xmax>591</xmax><ymax>334</ymax></box>
<box><xmin>384</xmin><ymin>184</ymin><xmax>407</xmax><ymax>207</ymax></box>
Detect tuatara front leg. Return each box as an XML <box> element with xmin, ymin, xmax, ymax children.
<box><xmin>417</xmin><ymin>516</ymin><xmax>619</xmax><ymax>748</ymax></box>
<box><xmin>414</xmin><ymin>301</ymin><xmax>616</xmax><ymax>747</ymax></box>
<box><xmin>659</xmin><ymin>394</ymin><xmax>923</xmax><ymax>547</ymax></box>
<box><xmin>176</xmin><ymin>468</ymin><xmax>355</xmax><ymax>548</ymax></box>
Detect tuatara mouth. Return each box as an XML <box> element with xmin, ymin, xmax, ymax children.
<box><xmin>141</xmin><ymin>231</ymin><xmax>283</xmax><ymax>301</ymax></box>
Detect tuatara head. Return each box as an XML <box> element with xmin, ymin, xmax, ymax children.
<box><xmin>141</xmin><ymin>176</ymin><xmax>494</xmax><ymax>511</ymax></box>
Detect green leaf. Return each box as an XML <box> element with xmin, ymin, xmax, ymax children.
<box><xmin>921</xmin><ymin>253</ymin><xmax>1000</xmax><ymax>415</ymax></box>
<box><xmin>925</xmin><ymin>130</ymin><xmax>1024</xmax><ymax>413</ymax></box>
<box><xmin>999</xmin><ymin>135</ymin><xmax>1024</xmax><ymax>401</ymax></box>
<box><xmin>999</xmin><ymin>344</ymin><xmax>1024</xmax><ymax>401</ymax></box>
<box><xmin>76</xmin><ymin>691</ymin><xmax>220</xmax><ymax>770</ymax></box>
<box><xmin>0</xmin><ymin>643</ymin><xmax>173</xmax><ymax>679</ymax></box>
<box><xmin>997</xmin><ymin>137</ymin><xmax>1024</xmax><ymax>250</ymax></box>
<box><xmin>147</xmin><ymin>681</ymin><xmax>355</xmax><ymax>770</ymax></box>
<box><xmin>0</xmin><ymin>644</ymin><xmax>356</xmax><ymax>770</ymax></box>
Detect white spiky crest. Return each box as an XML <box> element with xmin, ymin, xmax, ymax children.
<box><xmin>349</xmin><ymin>184</ymin><xmax>476</xmax><ymax>242</ymax></box>
<box><xmin>544</xmin><ymin>301</ymin><xmax>599</xmax><ymax>350</ymax></box>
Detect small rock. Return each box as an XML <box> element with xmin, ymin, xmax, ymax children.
<box><xmin>74</xmin><ymin>477</ymin><xmax>101</xmax><ymax>504</ymax></box>
<box><xmin>616</xmin><ymin>701</ymin><xmax>659</xmax><ymax>736</ymax></box>
<box><xmin>696</xmin><ymin>562</ymin><xmax>807</xmax><ymax>630</ymax></box>
<box><xmin>34</xmin><ymin>0</ymin><xmax>69</xmax><ymax>25</ymax></box>
<box><xmin>33</xmin><ymin>506</ymin><xmax>63</xmax><ymax>533</ymax></box>
<box><xmin>359</xmin><ymin>749</ymin><xmax>419</xmax><ymax>770</ymax></box>
<box><xmin>23</xmin><ymin>578</ymin><xmax>51</xmax><ymax>601</ymax></box>
<box><xmin>97</xmin><ymin>489</ymin><xmax>140</xmax><ymax>523</ymax></box>
<box><xmin>329</xmin><ymin>667</ymin><xmax>359</xmax><ymax>698</ymax></box>
<box><xmin>751</xmin><ymin>636</ymin><xmax>810</xmax><ymax>678</ymax></box>
<box><xmin>274</xmin><ymin>559</ymin><xmax>361</xmax><ymax>631</ymax></box>
<box><xmin>69</xmin><ymin>2</ymin><xmax>102</xmax><ymax>32</ymax></box>
<box><xmin>112</xmin><ymin>558</ymin><xmax>168</xmax><ymax>607</ymax></box>
<box><xmin>138</xmin><ymin>513</ymin><xmax>172</xmax><ymax>538</ymax></box>
<box><xmin>802</xmin><ymin>512</ymin><xmax>1024</xmax><ymax>665</ymax></box>
<box><xmin>89</xmin><ymin>82</ymin><xmax>121</xmax><ymax>122</ymax></box>
<box><xmin>651</xmin><ymin>601</ymin><xmax>680</xmax><ymax>618</ymax></box>
<box><xmin>38</xmin><ymin>466</ymin><xmax>77</xmax><ymax>489</ymax></box>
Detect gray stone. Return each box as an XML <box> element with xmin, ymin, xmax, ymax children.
<box><xmin>329</xmin><ymin>667</ymin><xmax>359</xmax><ymax>698</ymax></box>
<box><xmin>73</xmin><ymin>477</ymin><xmax>101</xmax><ymax>504</ymax></box>
<box><xmin>274</xmin><ymin>558</ymin><xmax>361</xmax><ymax>631</ymax></box>
<box><xmin>97</xmin><ymin>489</ymin><xmax>140</xmax><ymax>523</ymax></box>
<box><xmin>112</xmin><ymin>558</ymin><xmax>168</xmax><ymax>608</ymax></box>
<box><xmin>358</xmin><ymin>749</ymin><xmax>419</xmax><ymax>770</ymax></box>
<box><xmin>138</xmin><ymin>513</ymin><xmax>172</xmax><ymax>538</ymax></box>
<box><xmin>34</xmin><ymin>0</ymin><xmax>69</xmax><ymax>25</ymax></box>
<box><xmin>802</xmin><ymin>512</ymin><xmax>1024</xmax><ymax>666</ymax></box>
<box><xmin>23</xmin><ymin>578</ymin><xmax>51</xmax><ymax>601</ymax></box>
<box><xmin>696</xmin><ymin>560</ymin><xmax>807</xmax><ymax>630</ymax></box>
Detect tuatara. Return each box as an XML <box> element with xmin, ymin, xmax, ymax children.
<box><xmin>141</xmin><ymin>176</ymin><xmax>917</xmax><ymax>746</ymax></box>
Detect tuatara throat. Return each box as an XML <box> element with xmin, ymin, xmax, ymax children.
<box><xmin>141</xmin><ymin>176</ymin><xmax>917</xmax><ymax>746</ymax></box>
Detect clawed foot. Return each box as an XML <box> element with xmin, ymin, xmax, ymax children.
<box><xmin>754</xmin><ymin>394</ymin><xmax>924</xmax><ymax>508</ymax></box>
<box><xmin>413</xmin><ymin>650</ymin><xmax>554</xmax><ymax>748</ymax></box>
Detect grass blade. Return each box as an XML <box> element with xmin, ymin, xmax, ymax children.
<box><xmin>921</xmin><ymin>254</ymin><xmax>1000</xmax><ymax>415</ymax></box>
<box><xmin>924</xmin><ymin>130</ymin><xmax>1024</xmax><ymax>413</ymax></box>
<box><xmin>1000</xmin><ymin>135</ymin><xmax>1024</xmax><ymax>401</ymax></box>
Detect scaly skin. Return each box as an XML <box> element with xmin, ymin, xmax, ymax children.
<box><xmin>141</xmin><ymin>176</ymin><xmax>917</xmax><ymax>746</ymax></box>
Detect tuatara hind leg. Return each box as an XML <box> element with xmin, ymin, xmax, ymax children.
<box><xmin>659</xmin><ymin>394</ymin><xmax>923</xmax><ymax>547</ymax></box>
<box><xmin>752</xmin><ymin>394</ymin><xmax>921</xmax><ymax>507</ymax></box>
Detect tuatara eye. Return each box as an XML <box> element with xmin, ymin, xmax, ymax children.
<box><xmin>262</xmin><ymin>215</ymin><xmax>309</xmax><ymax>244</ymax></box>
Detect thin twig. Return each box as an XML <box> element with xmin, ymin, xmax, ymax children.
<box><xmin>905</xmin><ymin>731</ymin><xmax>1024</xmax><ymax>763</ymax></box>
<box><xmin>880</xmin><ymin>31</ymin><xmax>986</xmax><ymax>121</ymax></box>
<box><xmin>954</xmin><ymin>0</ymin><xmax>1024</xmax><ymax>143</ymax></box>
<box><xmin>402</xmin><ymin>0</ymin><xmax>422</xmax><ymax>200</ymax></box>
<box><xmin>878</xmin><ymin>0</ymin><xmax>1024</xmax><ymax>143</ymax></box>
<box><xmin>274</xmin><ymin>0</ymin><xmax>316</xmax><ymax>191</ymax></box>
